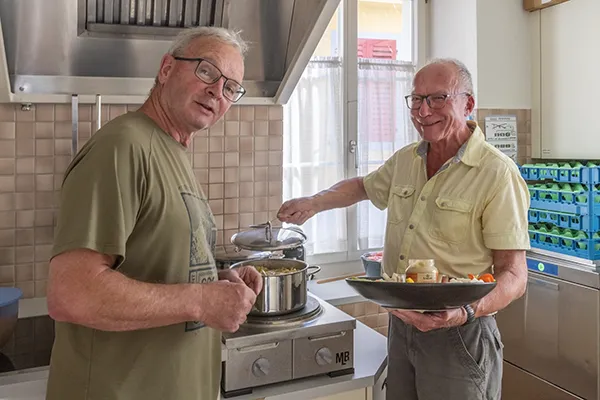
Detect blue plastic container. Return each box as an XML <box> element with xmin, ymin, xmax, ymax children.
<box><xmin>0</xmin><ymin>287</ymin><xmax>21</xmax><ymax>318</ymax></box>
<box><xmin>0</xmin><ymin>287</ymin><xmax>22</xmax><ymax>348</ymax></box>
<box><xmin>360</xmin><ymin>253</ymin><xmax>382</xmax><ymax>278</ymax></box>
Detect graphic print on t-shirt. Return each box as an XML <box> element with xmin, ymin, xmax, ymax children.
<box><xmin>181</xmin><ymin>191</ymin><xmax>218</xmax><ymax>331</ymax></box>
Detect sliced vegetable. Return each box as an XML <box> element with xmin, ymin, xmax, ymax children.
<box><xmin>479</xmin><ymin>273</ymin><xmax>495</xmax><ymax>283</ymax></box>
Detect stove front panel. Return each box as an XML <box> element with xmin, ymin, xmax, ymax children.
<box><xmin>223</xmin><ymin>340</ymin><xmax>293</xmax><ymax>392</ymax></box>
<box><xmin>293</xmin><ymin>329</ymin><xmax>354</xmax><ymax>379</ymax></box>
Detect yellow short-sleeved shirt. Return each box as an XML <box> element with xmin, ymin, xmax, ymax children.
<box><xmin>363</xmin><ymin>121</ymin><xmax>531</xmax><ymax>278</ymax></box>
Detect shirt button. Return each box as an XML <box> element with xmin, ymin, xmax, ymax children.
<box><xmin>409</xmin><ymin>224</ymin><xmax>415</xmax><ymax>229</ymax></box>
<box><xmin>420</xmin><ymin>196</ymin><xmax>426</xmax><ymax>201</ymax></box>
<box><xmin>399</xmin><ymin>255</ymin><xmax>405</xmax><ymax>260</ymax></box>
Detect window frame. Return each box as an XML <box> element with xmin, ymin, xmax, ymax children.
<box><xmin>304</xmin><ymin>0</ymin><xmax>428</xmax><ymax>269</ymax></box>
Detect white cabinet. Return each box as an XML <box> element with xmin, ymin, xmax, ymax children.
<box><xmin>367</xmin><ymin>367</ymin><xmax>387</xmax><ymax>400</ymax></box>
<box><xmin>539</xmin><ymin>0</ymin><xmax>600</xmax><ymax>159</ymax></box>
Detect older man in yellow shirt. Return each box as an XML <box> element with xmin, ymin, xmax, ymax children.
<box><xmin>277</xmin><ymin>58</ymin><xmax>529</xmax><ymax>400</ymax></box>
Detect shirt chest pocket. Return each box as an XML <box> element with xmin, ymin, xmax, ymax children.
<box><xmin>429</xmin><ymin>197</ymin><xmax>474</xmax><ymax>244</ymax></box>
<box><xmin>388</xmin><ymin>185</ymin><xmax>415</xmax><ymax>224</ymax></box>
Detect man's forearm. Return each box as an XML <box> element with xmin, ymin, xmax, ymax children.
<box><xmin>313</xmin><ymin>177</ymin><xmax>369</xmax><ymax>212</ymax></box>
<box><xmin>473</xmin><ymin>252</ymin><xmax>528</xmax><ymax>318</ymax></box>
<box><xmin>48</xmin><ymin>253</ymin><xmax>201</xmax><ymax>332</ymax></box>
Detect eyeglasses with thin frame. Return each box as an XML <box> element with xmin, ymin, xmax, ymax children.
<box><xmin>173</xmin><ymin>56</ymin><xmax>246</xmax><ymax>103</ymax></box>
<box><xmin>404</xmin><ymin>92</ymin><xmax>471</xmax><ymax>110</ymax></box>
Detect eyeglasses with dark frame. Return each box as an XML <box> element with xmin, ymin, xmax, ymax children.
<box><xmin>404</xmin><ymin>92</ymin><xmax>471</xmax><ymax>110</ymax></box>
<box><xmin>173</xmin><ymin>56</ymin><xmax>246</xmax><ymax>103</ymax></box>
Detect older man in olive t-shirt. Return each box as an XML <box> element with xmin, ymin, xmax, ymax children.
<box><xmin>46</xmin><ymin>27</ymin><xmax>262</xmax><ymax>400</ymax></box>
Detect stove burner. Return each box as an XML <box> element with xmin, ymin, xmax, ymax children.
<box><xmin>242</xmin><ymin>296</ymin><xmax>322</xmax><ymax>328</ymax></box>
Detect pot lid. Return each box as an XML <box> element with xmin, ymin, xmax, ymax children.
<box><xmin>231</xmin><ymin>222</ymin><xmax>307</xmax><ymax>251</ymax></box>
<box><xmin>214</xmin><ymin>246</ymin><xmax>272</xmax><ymax>262</ymax></box>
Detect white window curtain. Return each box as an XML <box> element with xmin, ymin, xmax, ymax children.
<box><xmin>283</xmin><ymin>57</ymin><xmax>347</xmax><ymax>256</ymax></box>
<box><xmin>357</xmin><ymin>59</ymin><xmax>419</xmax><ymax>250</ymax></box>
<box><xmin>284</xmin><ymin>57</ymin><xmax>419</xmax><ymax>257</ymax></box>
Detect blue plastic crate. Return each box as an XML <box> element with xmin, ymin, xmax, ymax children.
<box><xmin>567</xmin><ymin>214</ymin><xmax>600</xmax><ymax>232</ymax></box>
<box><xmin>520</xmin><ymin>163</ymin><xmax>600</xmax><ymax>184</ymax></box>
<box><xmin>536</xmin><ymin>209</ymin><xmax>561</xmax><ymax>226</ymax></box>
<box><xmin>528</xmin><ymin>225</ymin><xmax>600</xmax><ymax>260</ymax></box>
<box><xmin>529</xmin><ymin>184</ymin><xmax>600</xmax><ymax>216</ymax></box>
<box><xmin>531</xmin><ymin>238</ymin><xmax>600</xmax><ymax>261</ymax></box>
<box><xmin>559</xmin><ymin>165</ymin><xmax>600</xmax><ymax>184</ymax></box>
<box><xmin>528</xmin><ymin>210</ymin><xmax>539</xmax><ymax>223</ymax></box>
<box><xmin>538</xmin><ymin>165</ymin><xmax>560</xmax><ymax>181</ymax></box>
<box><xmin>527</xmin><ymin>185</ymin><xmax>538</xmax><ymax>200</ymax></box>
<box><xmin>521</xmin><ymin>165</ymin><xmax>539</xmax><ymax>181</ymax></box>
<box><xmin>530</xmin><ymin>199</ymin><xmax>582</xmax><ymax>215</ymax></box>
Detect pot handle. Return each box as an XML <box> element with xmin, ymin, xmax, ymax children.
<box><xmin>306</xmin><ymin>265</ymin><xmax>321</xmax><ymax>280</ymax></box>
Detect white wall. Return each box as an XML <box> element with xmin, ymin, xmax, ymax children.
<box><xmin>427</xmin><ymin>0</ymin><xmax>532</xmax><ymax>109</ymax></box>
<box><xmin>476</xmin><ymin>0</ymin><xmax>532</xmax><ymax>109</ymax></box>
<box><xmin>537</xmin><ymin>0</ymin><xmax>599</xmax><ymax>159</ymax></box>
<box><xmin>428</xmin><ymin>0</ymin><xmax>478</xmax><ymax>96</ymax></box>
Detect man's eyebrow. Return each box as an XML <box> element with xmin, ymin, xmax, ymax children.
<box><xmin>201</xmin><ymin>56</ymin><xmax>241</xmax><ymax>81</ymax></box>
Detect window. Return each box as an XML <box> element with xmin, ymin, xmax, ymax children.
<box><xmin>283</xmin><ymin>0</ymin><xmax>422</xmax><ymax>265</ymax></box>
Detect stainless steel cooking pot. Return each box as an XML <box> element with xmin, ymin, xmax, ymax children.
<box><xmin>230</xmin><ymin>258</ymin><xmax>321</xmax><ymax>317</ymax></box>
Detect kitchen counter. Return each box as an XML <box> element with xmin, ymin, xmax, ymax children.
<box><xmin>0</xmin><ymin>321</ymin><xmax>387</xmax><ymax>400</ymax></box>
<box><xmin>307</xmin><ymin>279</ymin><xmax>365</xmax><ymax>307</ymax></box>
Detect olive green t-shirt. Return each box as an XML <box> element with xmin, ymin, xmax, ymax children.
<box><xmin>46</xmin><ymin>112</ymin><xmax>220</xmax><ymax>400</ymax></box>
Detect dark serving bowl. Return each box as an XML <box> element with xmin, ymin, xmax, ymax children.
<box><xmin>345</xmin><ymin>277</ymin><xmax>496</xmax><ymax>311</ymax></box>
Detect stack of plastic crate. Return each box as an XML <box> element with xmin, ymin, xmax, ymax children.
<box><xmin>520</xmin><ymin>161</ymin><xmax>600</xmax><ymax>260</ymax></box>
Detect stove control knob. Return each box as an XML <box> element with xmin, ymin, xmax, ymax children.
<box><xmin>315</xmin><ymin>347</ymin><xmax>333</xmax><ymax>366</ymax></box>
<box><xmin>252</xmin><ymin>357</ymin><xmax>270</xmax><ymax>377</ymax></box>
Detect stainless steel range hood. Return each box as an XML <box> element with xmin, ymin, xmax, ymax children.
<box><xmin>0</xmin><ymin>0</ymin><xmax>340</xmax><ymax>104</ymax></box>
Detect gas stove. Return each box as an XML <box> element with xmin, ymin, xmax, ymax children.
<box><xmin>221</xmin><ymin>293</ymin><xmax>356</xmax><ymax>398</ymax></box>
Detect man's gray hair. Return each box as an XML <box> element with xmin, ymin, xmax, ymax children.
<box><xmin>422</xmin><ymin>58</ymin><xmax>474</xmax><ymax>95</ymax></box>
<box><xmin>168</xmin><ymin>26</ymin><xmax>249</xmax><ymax>58</ymax></box>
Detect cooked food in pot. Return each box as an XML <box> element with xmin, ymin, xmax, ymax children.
<box><xmin>255</xmin><ymin>266</ymin><xmax>298</xmax><ymax>276</ymax></box>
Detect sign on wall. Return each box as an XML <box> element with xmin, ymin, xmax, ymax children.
<box><xmin>484</xmin><ymin>115</ymin><xmax>518</xmax><ymax>163</ymax></box>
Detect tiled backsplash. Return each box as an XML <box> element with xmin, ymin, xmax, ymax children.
<box><xmin>0</xmin><ymin>103</ymin><xmax>283</xmax><ymax>299</ymax></box>
<box><xmin>476</xmin><ymin>108</ymin><xmax>532</xmax><ymax>165</ymax></box>
<box><xmin>337</xmin><ymin>302</ymin><xmax>389</xmax><ymax>337</ymax></box>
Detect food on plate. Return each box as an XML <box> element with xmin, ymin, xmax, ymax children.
<box><xmin>347</xmin><ymin>271</ymin><xmax>404</xmax><ymax>282</ymax></box>
<box><xmin>448</xmin><ymin>273</ymin><xmax>496</xmax><ymax>283</ymax></box>
<box><xmin>364</xmin><ymin>251</ymin><xmax>383</xmax><ymax>262</ymax></box>
<box><xmin>348</xmin><ymin>270</ymin><xmax>496</xmax><ymax>284</ymax></box>
<box><xmin>254</xmin><ymin>266</ymin><xmax>297</xmax><ymax>276</ymax></box>
<box><xmin>382</xmin><ymin>271</ymin><xmax>405</xmax><ymax>282</ymax></box>
<box><xmin>405</xmin><ymin>259</ymin><xmax>438</xmax><ymax>283</ymax></box>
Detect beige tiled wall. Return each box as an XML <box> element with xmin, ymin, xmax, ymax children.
<box><xmin>0</xmin><ymin>103</ymin><xmax>283</xmax><ymax>298</ymax></box>
<box><xmin>337</xmin><ymin>302</ymin><xmax>389</xmax><ymax>337</ymax></box>
<box><xmin>476</xmin><ymin>108</ymin><xmax>532</xmax><ymax>165</ymax></box>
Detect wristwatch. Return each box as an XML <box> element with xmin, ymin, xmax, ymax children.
<box><xmin>462</xmin><ymin>304</ymin><xmax>475</xmax><ymax>325</ymax></box>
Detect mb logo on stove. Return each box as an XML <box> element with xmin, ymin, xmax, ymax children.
<box><xmin>335</xmin><ymin>351</ymin><xmax>350</xmax><ymax>366</ymax></box>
